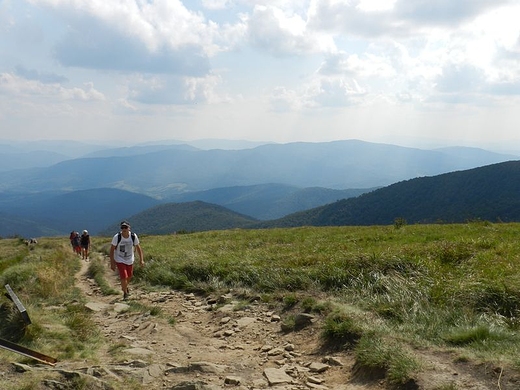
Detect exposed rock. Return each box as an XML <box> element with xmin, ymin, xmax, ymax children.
<box><xmin>190</xmin><ymin>361</ymin><xmax>229</xmax><ymax>374</ymax></box>
<box><xmin>124</xmin><ymin>347</ymin><xmax>154</xmax><ymax>356</ymax></box>
<box><xmin>224</xmin><ymin>375</ymin><xmax>242</xmax><ymax>385</ymax></box>
<box><xmin>85</xmin><ymin>302</ymin><xmax>110</xmax><ymax>312</ymax></box>
<box><xmin>294</xmin><ymin>313</ymin><xmax>314</xmax><ymax>328</ymax></box>
<box><xmin>235</xmin><ymin>317</ymin><xmax>256</xmax><ymax>328</ymax></box>
<box><xmin>284</xmin><ymin>343</ymin><xmax>295</xmax><ymax>351</ymax></box>
<box><xmin>305</xmin><ymin>381</ymin><xmax>329</xmax><ymax>389</ymax></box>
<box><xmin>323</xmin><ymin>356</ymin><xmax>343</xmax><ymax>366</ymax></box>
<box><xmin>267</xmin><ymin>347</ymin><xmax>284</xmax><ymax>356</ymax></box>
<box><xmin>309</xmin><ymin>362</ymin><xmax>329</xmax><ymax>373</ymax></box>
<box><xmin>307</xmin><ymin>375</ymin><xmax>324</xmax><ymax>384</ymax></box>
<box><xmin>170</xmin><ymin>381</ymin><xmax>219</xmax><ymax>390</ymax></box>
<box><xmin>263</xmin><ymin>367</ymin><xmax>294</xmax><ymax>385</ymax></box>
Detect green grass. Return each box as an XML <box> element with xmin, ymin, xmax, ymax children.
<box><xmin>86</xmin><ymin>258</ymin><xmax>119</xmax><ymax>295</ymax></box>
<box><xmin>354</xmin><ymin>332</ymin><xmax>420</xmax><ymax>385</ymax></box>
<box><xmin>0</xmin><ymin>238</ymin><xmax>100</xmax><ymax>359</ymax></box>
<box><xmin>132</xmin><ymin>223</ymin><xmax>520</xmax><ymax>368</ymax></box>
<box><xmin>3</xmin><ymin>222</ymin><xmax>520</xmax><ymax>385</ymax></box>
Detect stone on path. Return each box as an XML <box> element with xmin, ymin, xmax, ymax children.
<box><xmin>263</xmin><ymin>367</ymin><xmax>294</xmax><ymax>385</ymax></box>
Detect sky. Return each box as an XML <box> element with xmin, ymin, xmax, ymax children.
<box><xmin>1</xmin><ymin>0</ymin><xmax>520</xmax><ymax>150</ymax></box>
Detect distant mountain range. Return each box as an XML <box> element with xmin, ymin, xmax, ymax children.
<box><xmin>0</xmin><ymin>139</ymin><xmax>518</xmax><ymax>237</ymax></box>
<box><xmin>0</xmin><ymin>188</ymin><xmax>160</xmax><ymax>238</ymax></box>
<box><xmin>165</xmin><ymin>184</ymin><xmax>371</xmax><ymax>221</ymax></box>
<box><xmin>102</xmin><ymin>160</ymin><xmax>520</xmax><ymax>235</ymax></box>
<box><xmin>0</xmin><ymin>140</ymin><xmax>516</xmax><ymax>196</ymax></box>
<box><xmin>253</xmin><ymin>160</ymin><xmax>520</xmax><ymax>228</ymax></box>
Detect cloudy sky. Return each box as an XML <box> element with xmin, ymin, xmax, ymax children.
<box><xmin>1</xmin><ymin>0</ymin><xmax>520</xmax><ymax>150</ymax></box>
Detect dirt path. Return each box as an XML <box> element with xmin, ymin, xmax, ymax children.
<box><xmin>67</xmin><ymin>253</ymin><xmax>517</xmax><ymax>390</ymax></box>
<box><xmin>70</xmin><ymin>253</ymin><xmax>360</xmax><ymax>389</ymax></box>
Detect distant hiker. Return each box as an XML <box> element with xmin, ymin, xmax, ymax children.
<box><xmin>72</xmin><ymin>232</ymin><xmax>81</xmax><ymax>255</ymax></box>
<box><xmin>69</xmin><ymin>231</ymin><xmax>76</xmax><ymax>252</ymax></box>
<box><xmin>80</xmin><ymin>230</ymin><xmax>91</xmax><ymax>260</ymax></box>
<box><xmin>110</xmin><ymin>221</ymin><xmax>144</xmax><ymax>300</ymax></box>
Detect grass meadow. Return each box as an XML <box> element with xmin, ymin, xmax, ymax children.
<box><xmin>2</xmin><ymin>222</ymin><xmax>520</xmax><ymax>386</ymax></box>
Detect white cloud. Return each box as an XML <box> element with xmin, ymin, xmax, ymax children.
<box><xmin>393</xmin><ymin>0</ymin><xmax>511</xmax><ymax>27</ymax></box>
<box><xmin>0</xmin><ymin>72</ymin><xmax>105</xmax><ymax>101</ymax></box>
<box><xmin>247</xmin><ymin>4</ymin><xmax>335</xmax><ymax>55</ymax></box>
<box><xmin>1</xmin><ymin>0</ymin><xmax>520</xmax><ymax>148</ymax></box>
<box><xmin>29</xmin><ymin>0</ymin><xmax>245</xmax><ymax>73</ymax></box>
<box><xmin>14</xmin><ymin>65</ymin><xmax>68</xmax><ymax>84</ymax></box>
<box><xmin>270</xmin><ymin>70</ymin><xmax>366</xmax><ymax>111</ymax></box>
<box><xmin>126</xmin><ymin>73</ymin><xmax>228</xmax><ymax>105</ymax></box>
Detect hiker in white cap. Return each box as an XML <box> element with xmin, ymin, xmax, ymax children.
<box><xmin>110</xmin><ymin>221</ymin><xmax>144</xmax><ymax>300</ymax></box>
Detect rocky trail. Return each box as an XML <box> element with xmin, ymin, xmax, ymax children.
<box><xmin>4</xmin><ymin>251</ymin><xmax>519</xmax><ymax>389</ymax></box>
<box><xmin>68</xmin><ymin>253</ymin><xmax>359</xmax><ymax>390</ymax></box>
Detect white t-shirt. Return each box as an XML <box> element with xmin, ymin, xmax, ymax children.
<box><xmin>111</xmin><ymin>232</ymin><xmax>140</xmax><ymax>265</ymax></box>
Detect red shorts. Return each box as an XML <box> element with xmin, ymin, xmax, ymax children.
<box><xmin>116</xmin><ymin>262</ymin><xmax>134</xmax><ymax>279</ymax></box>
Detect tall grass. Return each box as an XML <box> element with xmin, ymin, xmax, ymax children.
<box><xmin>3</xmin><ymin>222</ymin><xmax>520</xmax><ymax>379</ymax></box>
<box><xmin>0</xmin><ymin>238</ymin><xmax>99</xmax><ymax>359</ymax></box>
<box><xmin>134</xmin><ymin>223</ymin><xmax>520</xmax><ymax>367</ymax></box>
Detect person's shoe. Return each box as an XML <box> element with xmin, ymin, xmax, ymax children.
<box><xmin>123</xmin><ymin>292</ymin><xmax>129</xmax><ymax>300</ymax></box>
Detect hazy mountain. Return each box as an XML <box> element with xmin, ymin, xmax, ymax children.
<box><xmin>0</xmin><ymin>139</ymin><xmax>112</xmax><ymax>158</ymax></box>
<box><xmin>99</xmin><ymin>201</ymin><xmax>257</xmax><ymax>236</ymax></box>
<box><xmin>0</xmin><ymin>183</ymin><xmax>370</xmax><ymax>237</ymax></box>
<box><xmin>0</xmin><ymin>211</ymin><xmax>62</xmax><ymax>238</ymax></box>
<box><xmin>83</xmin><ymin>143</ymin><xmax>199</xmax><ymax>158</ymax></box>
<box><xmin>0</xmin><ymin>150</ymin><xmax>71</xmax><ymax>171</ymax></box>
<box><xmin>139</xmin><ymin>138</ymin><xmax>272</xmax><ymax>150</ymax></box>
<box><xmin>166</xmin><ymin>184</ymin><xmax>373</xmax><ymax>220</ymax></box>
<box><xmin>6</xmin><ymin>159</ymin><xmax>520</xmax><ymax>237</ymax></box>
<box><xmin>1</xmin><ymin>140</ymin><xmax>519</xmax><ymax>238</ymax></box>
<box><xmin>0</xmin><ymin>188</ymin><xmax>160</xmax><ymax>236</ymax></box>
<box><xmin>0</xmin><ymin>140</ymin><xmax>516</xmax><ymax>198</ymax></box>
<box><xmin>253</xmin><ymin>160</ymin><xmax>520</xmax><ymax>228</ymax></box>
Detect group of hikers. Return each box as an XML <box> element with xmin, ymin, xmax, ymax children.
<box><xmin>69</xmin><ymin>230</ymin><xmax>91</xmax><ymax>260</ymax></box>
<box><xmin>69</xmin><ymin>221</ymin><xmax>144</xmax><ymax>301</ymax></box>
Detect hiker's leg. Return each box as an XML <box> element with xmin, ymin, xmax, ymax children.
<box><xmin>121</xmin><ymin>277</ymin><xmax>129</xmax><ymax>293</ymax></box>
<box><xmin>126</xmin><ymin>264</ymin><xmax>134</xmax><ymax>291</ymax></box>
<box><xmin>116</xmin><ymin>263</ymin><xmax>134</xmax><ymax>294</ymax></box>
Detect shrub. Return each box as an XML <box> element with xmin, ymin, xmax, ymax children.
<box><xmin>354</xmin><ymin>332</ymin><xmax>419</xmax><ymax>385</ymax></box>
<box><xmin>436</xmin><ymin>241</ymin><xmax>473</xmax><ymax>265</ymax></box>
<box><xmin>283</xmin><ymin>293</ymin><xmax>299</xmax><ymax>309</ymax></box>
<box><xmin>87</xmin><ymin>259</ymin><xmax>119</xmax><ymax>295</ymax></box>
<box><xmin>442</xmin><ymin>324</ymin><xmax>514</xmax><ymax>347</ymax></box>
<box><xmin>321</xmin><ymin>310</ymin><xmax>363</xmax><ymax>349</ymax></box>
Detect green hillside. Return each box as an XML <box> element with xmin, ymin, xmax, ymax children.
<box><xmin>99</xmin><ymin>201</ymin><xmax>257</xmax><ymax>236</ymax></box>
<box><xmin>256</xmin><ymin>160</ymin><xmax>520</xmax><ymax>228</ymax></box>
<box><xmin>166</xmin><ymin>183</ymin><xmax>371</xmax><ymax>220</ymax></box>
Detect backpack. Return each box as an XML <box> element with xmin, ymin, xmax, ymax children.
<box><xmin>117</xmin><ymin>232</ymin><xmax>136</xmax><ymax>246</ymax></box>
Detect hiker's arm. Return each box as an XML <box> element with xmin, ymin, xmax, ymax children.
<box><xmin>136</xmin><ymin>244</ymin><xmax>144</xmax><ymax>266</ymax></box>
<box><xmin>109</xmin><ymin>245</ymin><xmax>116</xmax><ymax>270</ymax></box>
